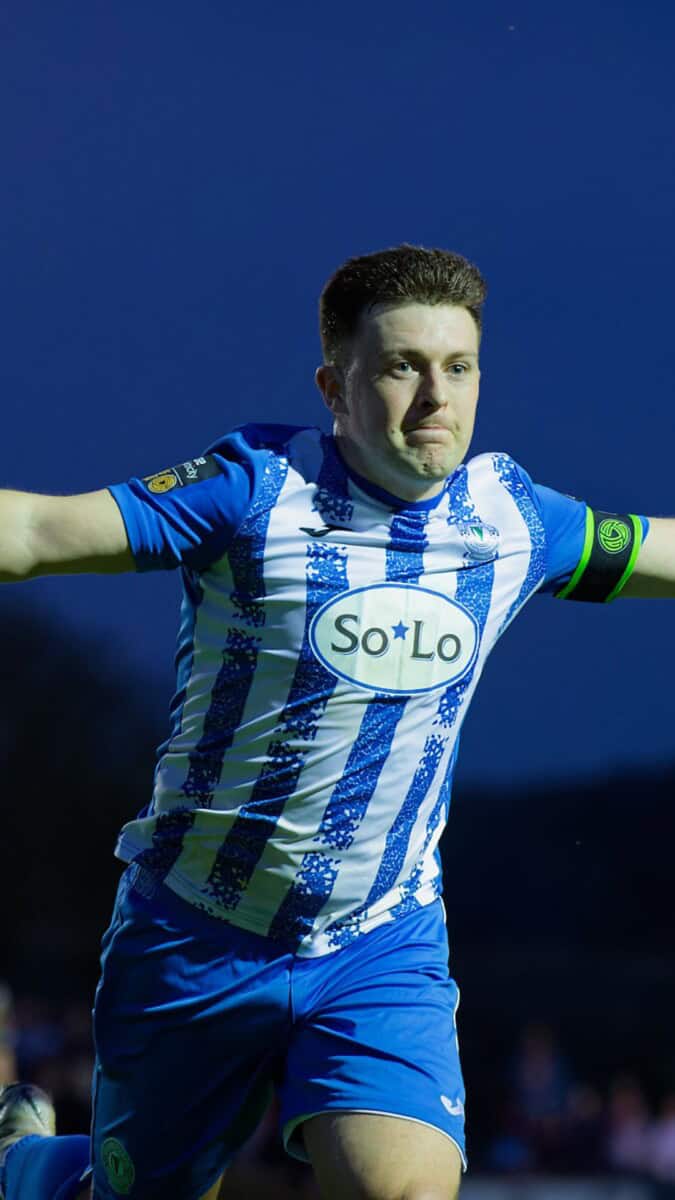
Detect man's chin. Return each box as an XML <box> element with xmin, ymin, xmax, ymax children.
<box><xmin>378</xmin><ymin>454</ymin><xmax>461</xmax><ymax>502</ymax></box>
<box><xmin>401</xmin><ymin>447</ymin><xmax>464</xmax><ymax>482</ymax></box>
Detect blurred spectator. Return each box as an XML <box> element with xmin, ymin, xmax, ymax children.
<box><xmin>13</xmin><ymin>993</ymin><xmax>64</xmax><ymax>1076</ymax></box>
<box><xmin>511</xmin><ymin>1022</ymin><xmax>572</xmax><ymax>1120</ymax></box>
<box><xmin>562</xmin><ymin>1082</ymin><xmax>605</xmax><ymax>1173</ymax></box>
<box><xmin>649</xmin><ymin>1091</ymin><xmax>675</xmax><ymax>1184</ymax></box>
<box><xmin>605</xmin><ymin>1074</ymin><xmax>651</xmax><ymax>1176</ymax></box>
<box><xmin>0</xmin><ymin>982</ymin><xmax>17</xmax><ymax>1084</ymax></box>
<box><xmin>484</xmin><ymin>1099</ymin><xmax>534</xmax><ymax>1174</ymax></box>
<box><xmin>30</xmin><ymin>1000</ymin><xmax>95</xmax><ymax>1135</ymax></box>
<box><xmin>509</xmin><ymin>1022</ymin><xmax>573</xmax><ymax>1170</ymax></box>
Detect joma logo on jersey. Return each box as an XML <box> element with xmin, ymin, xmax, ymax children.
<box><xmin>309</xmin><ymin>584</ymin><xmax>479</xmax><ymax>695</ymax></box>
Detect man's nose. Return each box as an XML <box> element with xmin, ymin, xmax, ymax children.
<box><xmin>416</xmin><ymin>368</ymin><xmax>447</xmax><ymax>409</ymax></box>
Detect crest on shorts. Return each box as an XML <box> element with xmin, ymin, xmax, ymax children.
<box><xmin>101</xmin><ymin>1137</ymin><xmax>136</xmax><ymax>1195</ymax></box>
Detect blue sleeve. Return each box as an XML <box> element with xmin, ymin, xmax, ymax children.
<box><xmin>107</xmin><ymin>430</ymin><xmax>269</xmax><ymax>572</ymax></box>
<box><xmin>519</xmin><ymin>471</ymin><xmax>650</xmax><ymax>594</ymax></box>
<box><xmin>531</xmin><ymin>483</ymin><xmax>589</xmax><ymax>594</ymax></box>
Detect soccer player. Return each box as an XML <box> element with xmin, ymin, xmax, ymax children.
<box><xmin>0</xmin><ymin>245</ymin><xmax>673</xmax><ymax>1200</ymax></box>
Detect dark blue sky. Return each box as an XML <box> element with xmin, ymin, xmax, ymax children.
<box><xmin>2</xmin><ymin>2</ymin><xmax>673</xmax><ymax>784</ymax></box>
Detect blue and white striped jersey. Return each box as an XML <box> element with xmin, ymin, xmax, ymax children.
<box><xmin>108</xmin><ymin>423</ymin><xmax>590</xmax><ymax>956</ymax></box>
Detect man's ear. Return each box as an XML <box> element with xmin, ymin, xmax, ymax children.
<box><xmin>315</xmin><ymin>364</ymin><xmax>348</xmax><ymax>417</ymax></box>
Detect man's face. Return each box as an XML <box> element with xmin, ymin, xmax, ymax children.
<box><xmin>317</xmin><ymin>302</ymin><xmax>481</xmax><ymax>501</ymax></box>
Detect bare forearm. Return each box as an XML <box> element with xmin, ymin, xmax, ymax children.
<box><xmin>0</xmin><ymin>490</ymin><xmax>40</xmax><ymax>582</ymax></box>
<box><xmin>0</xmin><ymin>487</ymin><xmax>134</xmax><ymax>582</ymax></box>
<box><xmin>621</xmin><ymin>517</ymin><xmax>675</xmax><ymax>598</ymax></box>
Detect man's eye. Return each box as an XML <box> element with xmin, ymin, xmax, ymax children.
<box><xmin>448</xmin><ymin>363</ymin><xmax>469</xmax><ymax>376</ymax></box>
<box><xmin>392</xmin><ymin>361</ymin><xmax>414</xmax><ymax>374</ymax></box>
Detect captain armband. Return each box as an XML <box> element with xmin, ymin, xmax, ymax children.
<box><xmin>555</xmin><ymin>510</ymin><xmax>644</xmax><ymax>603</ymax></box>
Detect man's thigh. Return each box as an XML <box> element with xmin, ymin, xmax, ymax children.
<box><xmin>303</xmin><ymin>1111</ymin><xmax>462</xmax><ymax>1200</ymax></box>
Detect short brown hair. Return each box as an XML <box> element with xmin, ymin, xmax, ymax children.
<box><xmin>319</xmin><ymin>243</ymin><xmax>487</xmax><ymax>367</ymax></box>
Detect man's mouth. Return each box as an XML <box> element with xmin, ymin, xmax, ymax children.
<box><xmin>404</xmin><ymin>423</ymin><xmax>450</xmax><ymax>438</ymax></box>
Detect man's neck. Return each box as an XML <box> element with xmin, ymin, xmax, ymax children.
<box><xmin>333</xmin><ymin>433</ymin><xmax>446</xmax><ymax>504</ymax></box>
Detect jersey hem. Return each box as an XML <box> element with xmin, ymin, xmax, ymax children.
<box><xmin>114</xmin><ymin>842</ymin><xmax>444</xmax><ymax>958</ymax></box>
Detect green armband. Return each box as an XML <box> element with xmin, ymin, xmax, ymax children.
<box><xmin>555</xmin><ymin>510</ymin><xmax>643</xmax><ymax>603</ymax></box>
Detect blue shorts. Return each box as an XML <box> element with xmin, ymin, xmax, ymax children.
<box><xmin>87</xmin><ymin>865</ymin><xmax>466</xmax><ymax>1199</ymax></box>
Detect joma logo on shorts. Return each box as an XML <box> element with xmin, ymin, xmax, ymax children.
<box><xmin>309</xmin><ymin>583</ymin><xmax>479</xmax><ymax>695</ymax></box>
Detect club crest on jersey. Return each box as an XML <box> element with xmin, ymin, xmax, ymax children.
<box><xmin>309</xmin><ymin>583</ymin><xmax>479</xmax><ymax>695</ymax></box>
<box><xmin>457</xmin><ymin>520</ymin><xmax>500</xmax><ymax>562</ymax></box>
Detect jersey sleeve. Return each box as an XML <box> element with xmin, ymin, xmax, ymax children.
<box><xmin>107</xmin><ymin>431</ymin><xmax>268</xmax><ymax>572</ymax></box>
<box><xmin>520</xmin><ymin>469</ymin><xmax>650</xmax><ymax>598</ymax></box>
<box><xmin>530</xmin><ymin>482</ymin><xmax>591</xmax><ymax>594</ymax></box>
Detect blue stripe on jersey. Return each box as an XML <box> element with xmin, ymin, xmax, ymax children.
<box><xmin>388</xmin><ymin>738</ymin><xmax>460</xmax><ymax>920</ymax></box>
<box><xmin>313</xmin><ymin>697</ymin><xmax>407</xmax><ymax>852</ymax></box>
<box><xmin>436</xmin><ymin>465</ymin><xmax>495</xmax><ymax>730</ymax></box>
<box><xmin>384</xmin><ymin>509</ymin><xmax>429</xmax><ymax>581</ymax></box>
<box><xmin>331</xmin><ymin>470</ymin><xmax>495</xmax><ymax>941</ymax></box>
<box><xmin>150</xmin><ymin>568</ymin><xmax>203</xmax><ymax>814</ymax></box>
<box><xmin>313</xmin><ymin>434</ymin><xmax>355</xmax><ymax>525</ymax></box>
<box><xmin>365</xmin><ymin>472</ymin><xmax>494</xmax><ymax>906</ymax></box>
<box><xmin>132</xmin><ymin>807</ymin><xmax>197</xmax><ymax>879</ymax></box>
<box><xmin>204</xmin><ymin>450</ymin><xmax>351</xmax><ymax>916</ymax></box>
<box><xmin>394</xmin><ymin>471</ymin><xmax>495</xmax><ymax>907</ymax></box>
<box><xmin>387</xmin><ymin>470</ymin><xmax>495</xmax><ymax>908</ymax></box>
<box><xmin>265</xmin><ymin>849</ymin><xmax>342</xmax><ymax>949</ymax></box>
<box><xmin>321</xmin><ymin>510</ymin><xmax>429</xmax><ymax>949</ymax></box>
<box><xmin>313</xmin><ymin>507</ymin><xmax>428</xmax><ymax>859</ymax></box>
<box><xmin>362</xmin><ymin>730</ymin><xmax>446</xmax><ymax>905</ymax></box>
<box><xmin>492</xmin><ymin>454</ymin><xmax>546</xmax><ymax>633</ymax></box>
<box><xmin>179</xmin><ymin>456</ymin><xmax>288</xmax><ymax>808</ymax></box>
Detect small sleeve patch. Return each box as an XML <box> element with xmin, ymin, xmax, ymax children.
<box><xmin>143</xmin><ymin>456</ymin><xmax>221</xmax><ymax>495</ymax></box>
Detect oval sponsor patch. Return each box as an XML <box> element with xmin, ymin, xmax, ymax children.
<box><xmin>309</xmin><ymin>583</ymin><xmax>479</xmax><ymax>695</ymax></box>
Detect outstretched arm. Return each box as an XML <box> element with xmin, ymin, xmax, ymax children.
<box><xmin>0</xmin><ymin>488</ymin><xmax>134</xmax><ymax>582</ymax></box>
<box><xmin>620</xmin><ymin>518</ymin><xmax>675</xmax><ymax>598</ymax></box>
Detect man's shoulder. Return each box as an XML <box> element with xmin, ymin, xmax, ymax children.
<box><xmin>205</xmin><ymin>422</ymin><xmax>321</xmax><ymax>460</ymax></box>
<box><xmin>201</xmin><ymin>424</ymin><xmax>330</xmax><ymax>516</ymax></box>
